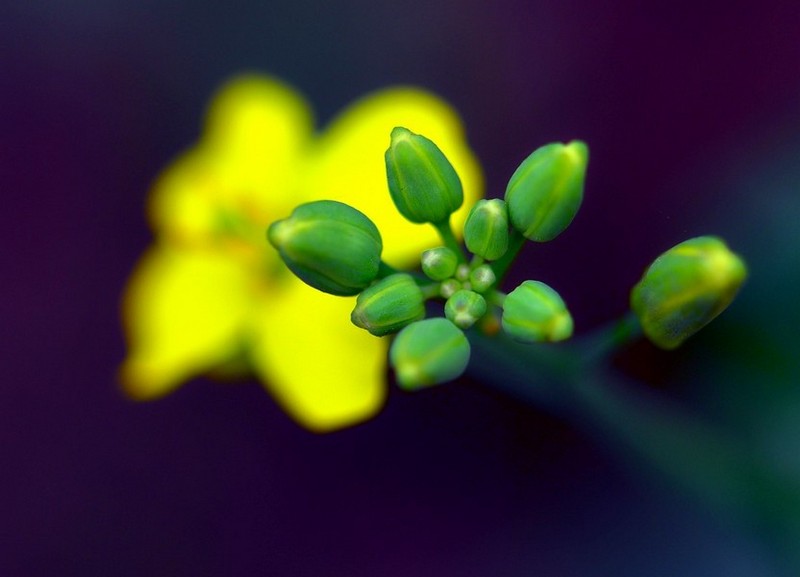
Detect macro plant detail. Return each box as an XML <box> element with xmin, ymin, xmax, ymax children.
<box><xmin>268</xmin><ymin>126</ymin><xmax>748</xmax><ymax>393</ymax></box>
<box><xmin>119</xmin><ymin>75</ymin><xmax>482</xmax><ymax>431</ymax></box>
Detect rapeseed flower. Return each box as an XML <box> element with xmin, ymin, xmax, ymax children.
<box><xmin>120</xmin><ymin>74</ymin><xmax>482</xmax><ymax>431</ymax></box>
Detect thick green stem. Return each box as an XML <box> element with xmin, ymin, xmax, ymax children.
<box><xmin>433</xmin><ymin>219</ymin><xmax>468</xmax><ymax>263</ymax></box>
<box><xmin>467</xmin><ymin>323</ymin><xmax>800</xmax><ymax>574</ymax></box>
<box><xmin>490</xmin><ymin>229</ymin><xmax>526</xmax><ymax>285</ymax></box>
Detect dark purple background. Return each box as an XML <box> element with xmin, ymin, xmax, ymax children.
<box><xmin>3</xmin><ymin>1</ymin><xmax>800</xmax><ymax>575</ymax></box>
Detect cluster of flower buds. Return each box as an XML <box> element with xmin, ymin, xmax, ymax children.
<box><xmin>268</xmin><ymin>127</ymin><xmax>589</xmax><ymax>390</ymax></box>
<box><xmin>268</xmin><ymin>126</ymin><xmax>746</xmax><ymax>392</ymax></box>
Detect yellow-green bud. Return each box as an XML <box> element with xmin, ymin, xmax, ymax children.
<box><xmin>385</xmin><ymin>126</ymin><xmax>464</xmax><ymax>224</ymax></box>
<box><xmin>351</xmin><ymin>274</ymin><xmax>426</xmax><ymax>336</ymax></box>
<box><xmin>469</xmin><ymin>265</ymin><xmax>496</xmax><ymax>293</ymax></box>
<box><xmin>440</xmin><ymin>279</ymin><xmax>461</xmax><ymax>299</ymax></box>
<box><xmin>445</xmin><ymin>290</ymin><xmax>487</xmax><ymax>329</ymax></box>
<box><xmin>421</xmin><ymin>247</ymin><xmax>459</xmax><ymax>281</ymax></box>
<box><xmin>505</xmin><ymin>140</ymin><xmax>588</xmax><ymax>242</ymax></box>
<box><xmin>630</xmin><ymin>236</ymin><xmax>747</xmax><ymax>350</ymax></box>
<box><xmin>463</xmin><ymin>199</ymin><xmax>509</xmax><ymax>260</ymax></box>
<box><xmin>267</xmin><ymin>200</ymin><xmax>382</xmax><ymax>296</ymax></box>
<box><xmin>501</xmin><ymin>280</ymin><xmax>573</xmax><ymax>343</ymax></box>
<box><xmin>390</xmin><ymin>318</ymin><xmax>470</xmax><ymax>390</ymax></box>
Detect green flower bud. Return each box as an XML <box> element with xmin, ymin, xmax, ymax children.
<box><xmin>445</xmin><ymin>290</ymin><xmax>487</xmax><ymax>329</ymax></box>
<box><xmin>267</xmin><ymin>200</ymin><xmax>382</xmax><ymax>296</ymax></box>
<box><xmin>501</xmin><ymin>280</ymin><xmax>573</xmax><ymax>343</ymax></box>
<box><xmin>385</xmin><ymin>126</ymin><xmax>464</xmax><ymax>224</ymax></box>
<box><xmin>351</xmin><ymin>274</ymin><xmax>426</xmax><ymax>336</ymax></box>
<box><xmin>505</xmin><ymin>140</ymin><xmax>588</xmax><ymax>242</ymax></box>
<box><xmin>463</xmin><ymin>199</ymin><xmax>509</xmax><ymax>260</ymax></box>
<box><xmin>469</xmin><ymin>265</ymin><xmax>496</xmax><ymax>293</ymax></box>
<box><xmin>440</xmin><ymin>279</ymin><xmax>461</xmax><ymax>299</ymax></box>
<box><xmin>630</xmin><ymin>236</ymin><xmax>747</xmax><ymax>350</ymax></box>
<box><xmin>390</xmin><ymin>318</ymin><xmax>470</xmax><ymax>390</ymax></box>
<box><xmin>421</xmin><ymin>246</ymin><xmax>459</xmax><ymax>281</ymax></box>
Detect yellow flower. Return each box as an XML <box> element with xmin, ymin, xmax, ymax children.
<box><xmin>120</xmin><ymin>74</ymin><xmax>483</xmax><ymax>431</ymax></box>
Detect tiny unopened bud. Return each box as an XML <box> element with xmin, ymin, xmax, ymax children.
<box><xmin>385</xmin><ymin>126</ymin><xmax>463</xmax><ymax>224</ymax></box>
<box><xmin>631</xmin><ymin>235</ymin><xmax>747</xmax><ymax>349</ymax></box>
<box><xmin>440</xmin><ymin>279</ymin><xmax>461</xmax><ymax>299</ymax></box>
<box><xmin>505</xmin><ymin>140</ymin><xmax>588</xmax><ymax>242</ymax></box>
<box><xmin>501</xmin><ymin>280</ymin><xmax>573</xmax><ymax>343</ymax></box>
<box><xmin>351</xmin><ymin>274</ymin><xmax>425</xmax><ymax>336</ymax></box>
<box><xmin>268</xmin><ymin>200</ymin><xmax>382</xmax><ymax>296</ymax></box>
<box><xmin>390</xmin><ymin>318</ymin><xmax>470</xmax><ymax>390</ymax></box>
<box><xmin>463</xmin><ymin>199</ymin><xmax>509</xmax><ymax>260</ymax></box>
<box><xmin>445</xmin><ymin>290</ymin><xmax>487</xmax><ymax>329</ymax></box>
<box><xmin>421</xmin><ymin>246</ymin><xmax>459</xmax><ymax>281</ymax></box>
<box><xmin>469</xmin><ymin>265</ymin><xmax>496</xmax><ymax>293</ymax></box>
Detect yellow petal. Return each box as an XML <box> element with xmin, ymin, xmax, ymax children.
<box><xmin>120</xmin><ymin>245</ymin><xmax>254</xmax><ymax>399</ymax></box>
<box><xmin>302</xmin><ymin>87</ymin><xmax>484</xmax><ymax>266</ymax></box>
<box><xmin>149</xmin><ymin>74</ymin><xmax>314</xmax><ymax>247</ymax></box>
<box><xmin>248</xmin><ymin>275</ymin><xmax>387</xmax><ymax>432</ymax></box>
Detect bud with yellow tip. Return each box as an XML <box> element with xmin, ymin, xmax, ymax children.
<box><xmin>631</xmin><ymin>236</ymin><xmax>747</xmax><ymax>349</ymax></box>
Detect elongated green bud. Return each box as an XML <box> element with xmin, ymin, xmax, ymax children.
<box><xmin>631</xmin><ymin>236</ymin><xmax>747</xmax><ymax>350</ymax></box>
<box><xmin>445</xmin><ymin>290</ymin><xmax>487</xmax><ymax>329</ymax></box>
<box><xmin>421</xmin><ymin>246</ymin><xmax>459</xmax><ymax>281</ymax></box>
<box><xmin>390</xmin><ymin>318</ymin><xmax>470</xmax><ymax>390</ymax></box>
<box><xmin>351</xmin><ymin>274</ymin><xmax>425</xmax><ymax>336</ymax></box>
<box><xmin>501</xmin><ymin>280</ymin><xmax>573</xmax><ymax>343</ymax></box>
<box><xmin>385</xmin><ymin>126</ymin><xmax>464</xmax><ymax>224</ymax></box>
<box><xmin>505</xmin><ymin>140</ymin><xmax>588</xmax><ymax>242</ymax></box>
<box><xmin>267</xmin><ymin>200</ymin><xmax>382</xmax><ymax>296</ymax></box>
<box><xmin>463</xmin><ymin>199</ymin><xmax>509</xmax><ymax>260</ymax></box>
<box><xmin>469</xmin><ymin>265</ymin><xmax>496</xmax><ymax>293</ymax></box>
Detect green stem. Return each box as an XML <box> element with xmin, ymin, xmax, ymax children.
<box><xmin>467</xmin><ymin>325</ymin><xmax>800</xmax><ymax>574</ymax></box>
<box><xmin>420</xmin><ymin>283</ymin><xmax>442</xmax><ymax>299</ymax></box>
<box><xmin>490</xmin><ymin>229</ymin><xmax>526</xmax><ymax>285</ymax></box>
<box><xmin>486</xmin><ymin>289</ymin><xmax>507</xmax><ymax>308</ymax></box>
<box><xmin>433</xmin><ymin>219</ymin><xmax>468</xmax><ymax>263</ymax></box>
<box><xmin>573</xmin><ymin>311</ymin><xmax>641</xmax><ymax>368</ymax></box>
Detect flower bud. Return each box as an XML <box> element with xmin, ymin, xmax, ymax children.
<box><xmin>504</xmin><ymin>140</ymin><xmax>588</xmax><ymax>242</ymax></box>
<box><xmin>630</xmin><ymin>236</ymin><xmax>747</xmax><ymax>350</ymax></box>
<box><xmin>445</xmin><ymin>290</ymin><xmax>487</xmax><ymax>329</ymax></box>
<box><xmin>469</xmin><ymin>265</ymin><xmax>496</xmax><ymax>293</ymax></box>
<box><xmin>501</xmin><ymin>280</ymin><xmax>573</xmax><ymax>343</ymax></box>
<box><xmin>268</xmin><ymin>200</ymin><xmax>382</xmax><ymax>296</ymax></box>
<box><xmin>390</xmin><ymin>318</ymin><xmax>470</xmax><ymax>390</ymax></box>
<box><xmin>385</xmin><ymin>126</ymin><xmax>464</xmax><ymax>224</ymax></box>
<box><xmin>439</xmin><ymin>279</ymin><xmax>461</xmax><ymax>299</ymax></box>
<box><xmin>463</xmin><ymin>199</ymin><xmax>509</xmax><ymax>260</ymax></box>
<box><xmin>421</xmin><ymin>246</ymin><xmax>459</xmax><ymax>281</ymax></box>
<box><xmin>351</xmin><ymin>274</ymin><xmax>425</xmax><ymax>336</ymax></box>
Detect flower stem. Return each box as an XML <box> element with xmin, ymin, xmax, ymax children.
<box><xmin>433</xmin><ymin>219</ymin><xmax>468</xmax><ymax>263</ymax></box>
<box><xmin>490</xmin><ymin>229</ymin><xmax>526</xmax><ymax>285</ymax></box>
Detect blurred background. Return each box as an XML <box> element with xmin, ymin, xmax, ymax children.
<box><xmin>3</xmin><ymin>0</ymin><xmax>800</xmax><ymax>575</ymax></box>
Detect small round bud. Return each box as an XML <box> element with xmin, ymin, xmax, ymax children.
<box><xmin>505</xmin><ymin>140</ymin><xmax>588</xmax><ymax>242</ymax></box>
<box><xmin>351</xmin><ymin>274</ymin><xmax>426</xmax><ymax>336</ymax></box>
<box><xmin>463</xmin><ymin>199</ymin><xmax>509</xmax><ymax>260</ymax></box>
<box><xmin>455</xmin><ymin>263</ymin><xmax>471</xmax><ymax>282</ymax></box>
<box><xmin>268</xmin><ymin>200</ymin><xmax>382</xmax><ymax>296</ymax></box>
<box><xmin>421</xmin><ymin>247</ymin><xmax>459</xmax><ymax>281</ymax></box>
<box><xmin>501</xmin><ymin>280</ymin><xmax>573</xmax><ymax>343</ymax></box>
<box><xmin>469</xmin><ymin>265</ymin><xmax>496</xmax><ymax>293</ymax></box>
<box><xmin>385</xmin><ymin>126</ymin><xmax>464</xmax><ymax>224</ymax></box>
<box><xmin>631</xmin><ymin>235</ymin><xmax>747</xmax><ymax>350</ymax></box>
<box><xmin>445</xmin><ymin>290</ymin><xmax>487</xmax><ymax>329</ymax></box>
<box><xmin>390</xmin><ymin>318</ymin><xmax>470</xmax><ymax>390</ymax></box>
<box><xmin>440</xmin><ymin>279</ymin><xmax>461</xmax><ymax>299</ymax></box>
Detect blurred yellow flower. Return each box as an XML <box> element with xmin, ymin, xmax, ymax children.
<box><xmin>120</xmin><ymin>74</ymin><xmax>483</xmax><ymax>431</ymax></box>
